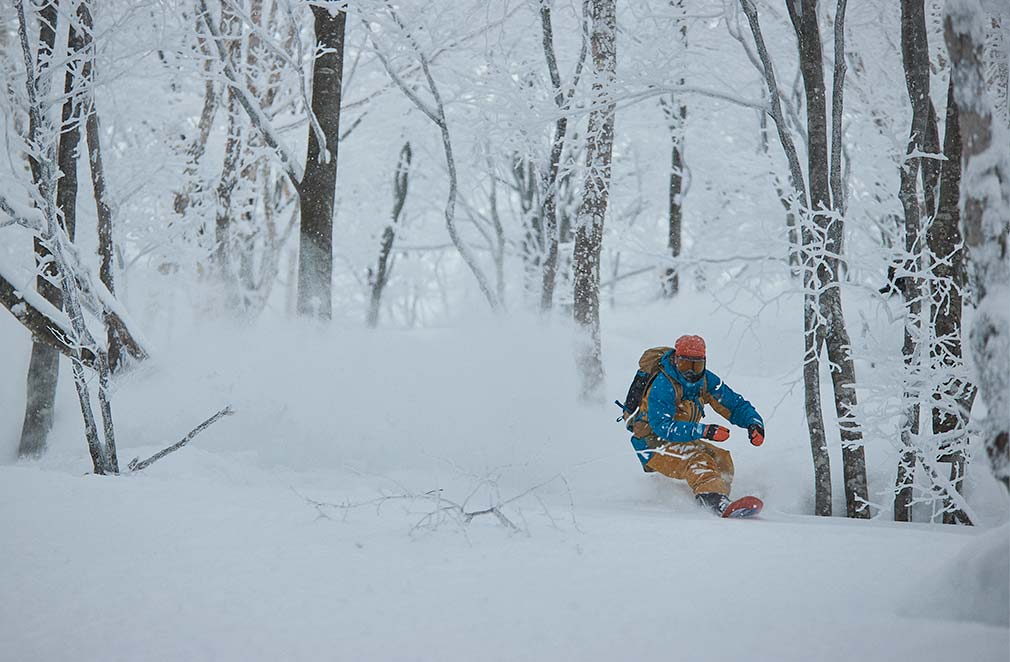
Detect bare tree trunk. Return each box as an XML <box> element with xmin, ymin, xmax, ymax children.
<box><xmin>173</xmin><ymin>10</ymin><xmax>221</xmax><ymax>217</ymax></box>
<box><xmin>86</xmin><ymin>111</ymin><xmax>122</xmax><ymax>370</ymax></box>
<box><xmin>661</xmin><ymin>0</ymin><xmax>687</xmax><ymax>298</ymax></box>
<box><xmin>932</xmin><ymin>77</ymin><xmax>970</xmax><ymax>524</ymax></box>
<box><xmin>367</xmin><ymin>142</ymin><xmax>411</xmax><ymax>328</ymax></box>
<box><xmin>573</xmin><ymin>0</ymin><xmax>616</xmax><ymax>401</ymax></box>
<box><xmin>366</xmin><ymin>6</ymin><xmax>500</xmax><ymax>311</ymax></box>
<box><xmin>945</xmin><ymin>2</ymin><xmax>1010</xmax><ymax>492</ymax></box>
<box><xmin>788</xmin><ymin>0</ymin><xmax>868</xmax><ymax>518</ymax></box>
<box><xmin>216</xmin><ymin>95</ymin><xmax>242</xmax><ymax>301</ymax></box>
<box><xmin>539</xmin><ymin>0</ymin><xmax>588</xmax><ymax>312</ymax></box>
<box><xmin>296</xmin><ymin>5</ymin><xmax>346</xmax><ymax>319</ymax></box>
<box><xmin>896</xmin><ymin>0</ymin><xmax>931</xmax><ymax>521</ymax></box>
<box><xmin>74</xmin><ymin>0</ymin><xmax>125</xmax><ymax>372</ymax></box>
<box><xmin>514</xmin><ymin>156</ymin><xmax>543</xmax><ymax>296</ymax></box>
<box><xmin>19</xmin><ymin>0</ymin><xmax>64</xmax><ymax>459</ymax></box>
<box><xmin>895</xmin><ymin>136</ymin><xmax>922</xmax><ymax>522</ymax></box>
<box><xmin>661</xmin><ymin>94</ymin><xmax>686</xmax><ymax>298</ymax></box>
<box><xmin>16</xmin><ymin>0</ymin><xmax>117</xmax><ymax>474</ymax></box>
<box><xmin>739</xmin><ymin>0</ymin><xmax>831</xmax><ymax>515</ymax></box>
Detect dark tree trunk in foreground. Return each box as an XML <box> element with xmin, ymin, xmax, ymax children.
<box><xmin>77</xmin><ymin>0</ymin><xmax>124</xmax><ymax>372</ymax></box>
<box><xmin>895</xmin><ymin>0</ymin><xmax>935</xmax><ymax>521</ymax></box>
<box><xmin>895</xmin><ymin>132</ymin><xmax>921</xmax><ymax>521</ymax></box>
<box><xmin>16</xmin><ymin>0</ymin><xmax>118</xmax><ymax>474</ymax></box>
<box><xmin>367</xmin><ymin>142</ymin><xmax>411</xmax><ymax>328</ymax></box>
<box><xmin>896</xmin><ymin>2</ymin><xmax>971</xmax><ymax>523</ymax></box>
<box><xmin>19</xmin><ymin>0</ymin><xmax>62</xmax><ymax>459</ymax></box>
<box><xmin>788</xmin><ymin>0</ymin><xmax>868</xmax><ymax>518</ymax></box>
<box><xmin>933</xmin><ymin>77</ymin><xmax>970</xmax><ymax>524</ymax></box>
<box><xmin>945</xmin><ymin>3</ymin><xmax>1010</xmax><ymax>492</ymax></box>
<box><xmin>296</xmin><ymin>5</ymin><xmax>346</xmax><ymax>319</ymax></box>
<box><xmin>573</xmin><ymin>0</ymin><xmax>616</xmax><ymax>401</ymax></box>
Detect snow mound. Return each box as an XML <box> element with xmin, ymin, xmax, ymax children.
<box><xmin>907</xmin><ymin>523</ymin><xmax>1010</xmax><ymax>627</ymax></box>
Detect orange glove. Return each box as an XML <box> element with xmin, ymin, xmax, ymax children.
<box><xmin>748</xmin><ymin>424</ymin><xmax>765</xmax><ymax>447</ymax></box>
<box><xmin>702</xmin><ymin>425</ymin><xmax>730</xmax><ymax>442</ymax></box>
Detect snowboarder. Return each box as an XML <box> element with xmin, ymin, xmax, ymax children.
<box><xmin>619</xmin><ymin>334</ymin><xmax>765</xmax><ymax>517</ymax></box>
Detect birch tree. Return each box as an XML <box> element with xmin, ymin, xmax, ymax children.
<box><xmin>573</xmin><ymin>0</ymin><xmax>617</xmax><ymax>401</ymax></box>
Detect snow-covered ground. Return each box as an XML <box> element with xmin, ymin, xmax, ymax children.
<box><xmin>2</xmin><ymin>293</ymin><xmax>1008</xmax><ymax>661</ymax></box>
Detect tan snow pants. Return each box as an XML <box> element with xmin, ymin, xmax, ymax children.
<box><xmin>645</xmin><ymin>439</ymin><xmax>735</xmax><ymax>496</ymax></box>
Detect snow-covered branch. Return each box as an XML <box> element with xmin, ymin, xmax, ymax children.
<box><xmin>196</xmin><ymin>0</ymin><xmax>304</xmax><ymax>188</ymax></box>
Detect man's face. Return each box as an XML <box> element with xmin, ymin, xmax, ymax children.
<box><xmin>676</xmin><ymin>355</ymin><xmax>706</xmax><ymax>383</ymax></box>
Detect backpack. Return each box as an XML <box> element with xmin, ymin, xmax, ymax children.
<box><xmin>619</xmin><ymin>346</ymin><xmax>673</xmax><ymax>437</ymax></box>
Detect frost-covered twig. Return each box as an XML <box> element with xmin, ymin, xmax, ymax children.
<box><xmin>195</xmin><ymin>0</ymin><xmax>304</xmax><ymax>188</ymax></box>
<box><xmin>363</xmin><ymin>3</ymin><xmax>501</xmax><ymax>310</ymax></box>
<box><xmin>16</xmin><ymin>0</ymin><xmax>118</xmax><ymax>474</ymax></box>
<box><xmin>301</xmin><ymin>472</ymin><xmax>576</xmax><ymax>536</ymax></box>
<box><xmin>128</xmin><ymin>406</ymin><xmax>235</xmax><ymax>472</ymax></box>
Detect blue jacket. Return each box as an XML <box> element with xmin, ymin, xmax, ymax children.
<box><xmin>630</xmin><ymin>351</ymin><xmax>763</xmax><ymax>465</ymax></box>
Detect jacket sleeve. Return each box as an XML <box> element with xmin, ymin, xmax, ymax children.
<box><xmin>704</xmin><ymin>372</ymin><xmax>763</xmax><ymax>429</ymax></box>
<box><xmin>646</xmin><ymin>377</ymin><xmax>706</xmax><ymax>442</ymax></box>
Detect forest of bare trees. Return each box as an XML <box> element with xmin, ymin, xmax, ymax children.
<box><xmin>1</xmin><ymin>0</ymin><xmax>1007</xmax><ymax>520</ymax></box>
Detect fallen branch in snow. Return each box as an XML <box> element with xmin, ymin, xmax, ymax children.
<box><xmin>128</xmin><ymin>406</ymin><xmax>234</xmax><ymax>472</ymax></box>
<box><xmin>298</xmin><ymin>473</ymin><xmax>578</xmax><ymax>536</ymax></box>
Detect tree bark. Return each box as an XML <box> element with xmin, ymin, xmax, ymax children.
<box><xmin>788</xmin><ymin>0</ymin><xmax>868</xmax><ymax>518</ymax></box>
<box><xmin>895</xmin><ymin>0</ymin><xmax>933</xmax><ymax>521</ymax></box>
<box><xmin>367</xmin><ymin>142</ymin><xmax>411</xmax><ymax>328</ymax></box>
<box><xmin>18</xmin><ymin>0</ymin><xmax>63</xmax><ymax>459</ymax></box>
<box><xmin>538</xmin><ymin>1</ymin><xmax>565</xmax><ymax>312</ymax></box>
<box><xmin>0</xmin><ymin>271</ymin><xmax>97</xmax><ymax>367</ymax></box>
<box><xmin>740</xmin><ymin>0</ymin><xmax>832</xmax><ymax>514</ymax></box>
<box><xmin>296</xmin><ymin>5</ymin><xmax>346</xmax><ymax>319</ymax></box>
<box><xmin>933</xmin><ymin>76</ymin><xmax>970</xmax><ymax>524</ymax></box>
<box><xmin>16</xmin><ymin>0</ymin><xmax>117</xmax><ymax>474</ymax></box>
<box><xmin>895</xmin><ymin>135</ymin><xmax>922</xmax><ymax>522</ymax></box>
<box><xmin>661</xmin><ymin>0</ymin><xmax>687</xmax><ymax>298</ymax></box>
<box><xmin>573</xmin><ymin>0</ymin><xmax>616</xmax><ymax>401</ymax></box>
<box><xmin>78</xmin><ymin>1</ymin><xmax>124</xmax><ymax>372</ymax></box>
<box><xmin>945</xmin><ymin>3</ymin><xmax>1010</xmax><ymax>492</ymax></box>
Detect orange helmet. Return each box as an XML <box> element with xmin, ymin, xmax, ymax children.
<box><xmin>674</xmin><ymin>335</ymin><xmax>706</xmax><ymax>359</ymax></box>
<box><xmin>674</xmin><ymin>335</ymin><xmax>706</xmax><ymax>383</ymax></box>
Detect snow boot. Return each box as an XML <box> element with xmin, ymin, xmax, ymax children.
<box><xmin>696</xmin><ymin>492</ymin><xmax>731</xmax><ymax>515</ymax></box>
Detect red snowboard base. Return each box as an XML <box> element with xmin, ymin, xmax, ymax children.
<box><xmin>722</xmin><ymin>496</ymin><xmax>763</xmax><ymax>518</ymax></box>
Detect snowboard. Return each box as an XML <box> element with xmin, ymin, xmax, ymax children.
<box><xmin>721</xmin><ymin>496</ymin><xmax>763</xmax><ymax>519</ymax></box>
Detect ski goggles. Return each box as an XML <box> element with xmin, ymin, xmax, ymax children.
<box><xmin>675</xmin><ymin>356</ymin><xmax>706</xmax><ymax>377</ymax></box>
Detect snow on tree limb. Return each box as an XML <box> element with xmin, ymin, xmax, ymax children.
<box><xmin>195</xmin><ymin>0</ymin><xmax>304</xmax><ymax>189</ymax></box>
<box><xmin>363</xmin><ymin>3</ymin><xmax>501</xmax><ymax>311</ymax></box>
<box><xmin>0</xmin><ymin>266</ymin><xmax>97</xmax><ymax>367</ymax></box>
